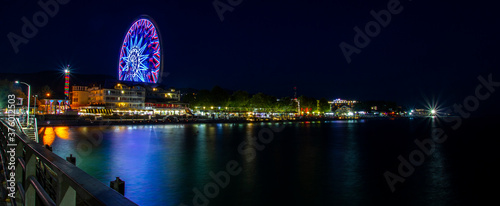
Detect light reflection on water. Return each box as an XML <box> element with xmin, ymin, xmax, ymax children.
<box><xmin>42</xmin><ymin>127</ymin><xmax>55</xmax><ymax>146</ymax></box>
<box><xmin>40</xmin><ymin>126</ymin><xmax>70</xmax><ymax>146</ymax></box>
<box><xmin>41</xmin><ymin>120</ymin><xmax>460</xmax><ymax>206</ymax></box>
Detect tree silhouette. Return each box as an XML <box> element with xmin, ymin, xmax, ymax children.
<box><xmin>318</xmin><ymin>98</ymin><xmax>331</xmax><ymax>113</ymax></box>
<box><xmin>210</xmin><ymin>85</ymin><xmax>229</xmax><ymax>107</ymax></box>
<box><xmin>229</xmin><ymin>90</ymin><xmax>249</xmax><ymax>108</ymax></box>
<box><xmin>37</xmin><ymin>85</ymin><xmax>54</xmax><ymax>98</ymax></box>
<box><xmin>0</xmin><ymin>79</ymin><xmax>26</xmax><ymax>107</ymax></box>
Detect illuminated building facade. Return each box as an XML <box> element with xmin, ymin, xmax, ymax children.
<box><xmin>88</xmin><ymin>84</ymin><xmax>146</xmax><ymax>109</ymax></box>
<box><xmin>328</xmin><ymin>98</ymin><xmax>358</xmax><ymax>111</ymax></box>
<box><xmin>70</xmin><ymin>86</ymin><xmax>89</xmax><ymax>109</ymax></box>
<box><xmin>146</xmin><ymin>87</ymin><xmax>180</xmax><ymax>102</ymax></box>
<box><xmin>144</xmin><ymin>87</ymin><xmax>186</xmax><ymax>115</ymax></box>
<box><xmin>38</xmin><ymin>99</ymin><xmax>71</xmax><ymax>114</ymax></box>
<box><xmin>69</xmin><ymin>83</ymin><xmax>186</xmax><ymax>115</ymax></box>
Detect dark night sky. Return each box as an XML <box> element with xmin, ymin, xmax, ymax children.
<box><xmin>1</xmin><ymin>0</ymin><xmax>499</xmax><ymax>108</ymax></box>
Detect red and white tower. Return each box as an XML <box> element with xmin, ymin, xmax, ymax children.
<box><xmin>64</xmin><ymin>65</ymin><xmax>70</xmax><ymax>98</ymax></box>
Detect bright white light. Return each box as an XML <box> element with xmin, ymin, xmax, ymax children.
<box><xmin>431</xmin><ymin>109</ymin><xmax>436</xmax><ymax>114</ymax></box>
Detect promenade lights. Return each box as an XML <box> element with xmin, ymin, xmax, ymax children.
<box><xmin>34</xmin><ymin>95</ymin><xmax>38</xmax><ymax>115</ymax></box>
<box><xmin>15</xmin><ymin>81</ymin><xmax>31</xmax><ymax>125</ymax></box>
<box><xmin>431</xmin><ymin>109</ymin><xmax>436</xmax><ymax>115</ymax></box>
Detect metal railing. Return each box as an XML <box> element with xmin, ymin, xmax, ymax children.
<box><xmin>34</xmin><ymin>117</ymin><xmax>39</xmax><ymax>143</ymax></box>
<box><xmin>0</xmin><ymin>119</ymin><xmax>138</xmax><ymax>206</ymax></box>
<box><xmin>14</xmin><ymin>117</ymin><xmax>28</xmax><ymax>137</ymax></box>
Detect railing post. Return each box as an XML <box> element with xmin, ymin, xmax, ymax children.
<box><xmin>25</xmin><ymin>182</ymin><xmax>36</xmax><ymax>206</ymax></box>
<box><xmin>110</xmin><ymin>177</ymin><xmax>125</xmax><ymax>195</ymax></box>
<box><xmin>45</xmin><ymin>144</ymin><xmax>52</xmax><ymax>151</ymax></box>
<box><xmin>24</xmin><ymin>149</ymin><xmax>37</xmax><ymax>206</ymax></box>
<box><xmin>57</xmin><ymin>171</ymin><xmax>76</xmax><ymax>206</ymax></box>
<box><xmin>34</xmin><ymin>118</ymin><xmax>39</xmax><ymax>143</ymax></box>
<box><xmin>15</xmin><ymin>137</ymin><xmax>25</xmax><ymax>205</ymax></box>
<box><xmin>66</xmin><ymin>154</ymin><xmax>76</xmax><ymax>165</ymax></box>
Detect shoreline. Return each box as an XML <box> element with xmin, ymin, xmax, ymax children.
<box><xmin>35</xmin><ymin>116</ymin><xmax>422</xmax><ymax>127</ymax></box>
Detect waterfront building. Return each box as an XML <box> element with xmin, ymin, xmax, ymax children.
<box><xmin>70</xmin><ymin>86</ymin><xmax>89</xmax><ymax>109</ymax></box>
<box><xmin>328</xmin><ymin>98</ymin><xmax>358</xmax><ymax>111</ymax></box>
<box><xmin>413</xmin><ymin>108</ymin><xmax>429</xmax><ymax>116</ymax></box>
<box><xmin>68</xmin><ymin>83</ymin><xmax>187</xmax><ymax>116</ymax></box>
<box><xmin>88</xmin><ymin>84</ymin><xmax>146</xmax><ymax>109</ymax></box>
<box><xmin>146</xmin><ymin>87</ymin><xmax>180</xmax><ymax>101</ymax></box>
<box><xmin>334</xmin><ymin>105</ymin><xmax>354</xmax><ymax>116</ymax></box>
<box><xmin>38</xmin><ymin>99</ymin><xmax>71</xmax><ymax>114</ymax></box>
<box><xmin>145</xmin><ymin>87</ymin><xmax>187</xmax><ymax>115</ymax></box>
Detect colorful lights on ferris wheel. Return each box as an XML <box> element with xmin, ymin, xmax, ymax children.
<box><xmin>118</xmin><ymin>16</ymin><xmax>162</xmax><ymax>83</ymax></box>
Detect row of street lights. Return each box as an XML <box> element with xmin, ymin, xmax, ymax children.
<box><xmin>15</xmin><ymin>81</ymin><xmax>31</xmax><ymax>126</ymax></box>
<box><xmin>14</xmin><ymin>80</ymin><xmax>57</xmax><ymax>126</ymax></box>
<box><xmin>13</xmin><ymin>66</ymin><xmax>68</xmax><ymax>126</ymax></box>
<box><xmin>14</xmin><ymin>81</ymin><xmax>47</xmax><ymax>126</ymax></box>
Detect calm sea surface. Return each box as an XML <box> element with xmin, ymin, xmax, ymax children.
<box><xmin>42</xmin><ymin>118</ymin><xmax>498</xmax><ymax>205</ymax></box>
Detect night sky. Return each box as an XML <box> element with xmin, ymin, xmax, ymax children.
<box><xmin>1</xmin><ymin>0</ymin><xmax>499</xmax><ymax>108</ymax></box>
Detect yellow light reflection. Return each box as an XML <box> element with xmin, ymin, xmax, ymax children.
<box><xmin>54</xmin><ymin>127</ymin><xmax>70</xmax><ymax>140</ymax></box>
<box><xmin>42</xmin><ymin>126</ymin><xmax>70</xmax><ymax>146</ymax></box>
<box><xmin>43</xmin><ymin>127</ymin><xmax>55</xmax><ymax>146</ymax></box>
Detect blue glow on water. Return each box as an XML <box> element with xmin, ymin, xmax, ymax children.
<box><xmin>44</xmin><ymin>120</ymin><xmax>466</xmax><ymax>206</ymax></box>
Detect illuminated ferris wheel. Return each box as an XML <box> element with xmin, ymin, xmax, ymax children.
<box><xmin>118</xmin><ymin>16</ymin><xmax>162</xmax><ymax>83</ymax></box>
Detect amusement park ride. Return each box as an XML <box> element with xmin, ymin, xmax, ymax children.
<box><xmin>118</xmin><ymin>16</ymin><xmax>163</xmax><ymax>84</ymax></box>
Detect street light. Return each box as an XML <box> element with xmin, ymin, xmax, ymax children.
<box><xmin>15</xmin><ymin>81</ymin><xmax>31</xmax><ymax>126</ymax></box>
<box><xmin>34</xmin><ymin>95</ymin><xmax>38</xmax><ymax>115</ymax></box>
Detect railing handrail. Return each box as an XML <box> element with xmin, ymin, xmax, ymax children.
<box><xmin>28</xmin><ymin>176</ymin><xmax>56</xmax><ymax>206</ymax></box>
<box><xmin>34</xmin><ymin>117</ymin><xmax>39</xmax><ymax>143</ymax></box>
<box><xmin>0</xmin><ymin>119</ymin><xmax>138</xmax><ymax>206</ymax></box>
<box><xmin>15</xmin><ymin>117</ymin><xmax>28</xmax><ymax>137</ymax></box>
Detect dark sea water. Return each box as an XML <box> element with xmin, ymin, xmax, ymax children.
<box><xmin>42</xmin><ymin>117</ymin><xmax>499</xmax><ymax>206</ymax></box>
